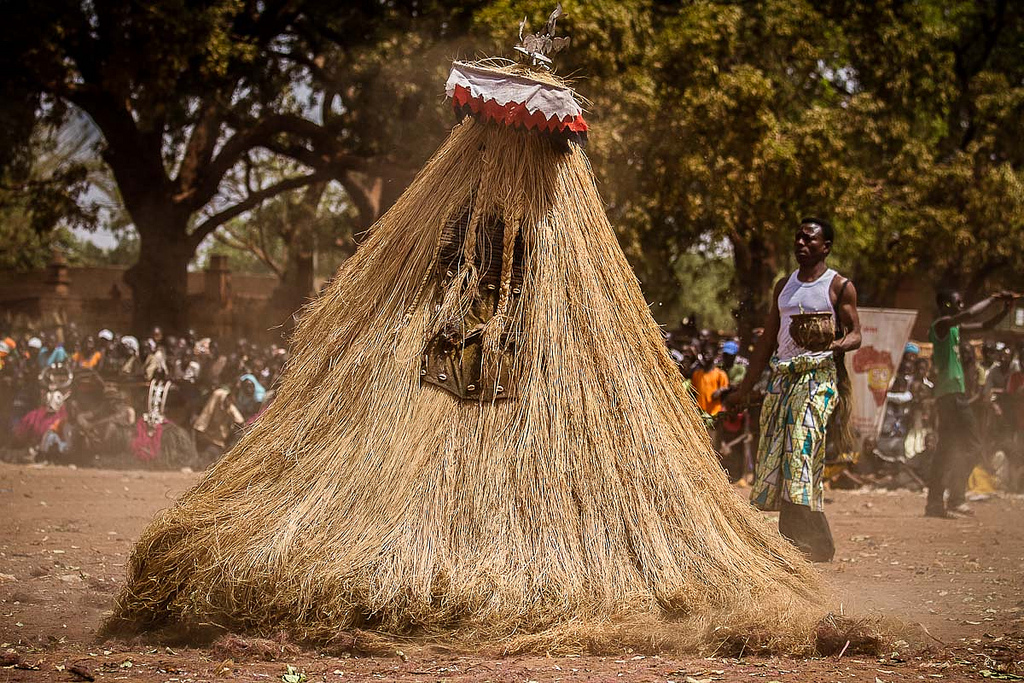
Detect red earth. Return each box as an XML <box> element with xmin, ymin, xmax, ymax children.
<box><xmin>1</xmin><ymin>462</ymin><xmax>1022</xmax><ymax>682</ymax></box>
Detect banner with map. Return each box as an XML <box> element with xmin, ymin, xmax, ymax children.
<box><xmin>845</xmin><ymin>307</ymin><xmax>918</xmax><ymax>441</ymax></box>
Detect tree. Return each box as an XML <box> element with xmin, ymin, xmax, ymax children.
<box><xmin>5</xmin><ymin>0</ymin><xmax>1021</xmax><ymax>339</ymax></box>
<box><xmin>636</xmin><ymin>0</ymin><xmax>1024</xmax><ymax>328</ymax></box>
<box><xmin>66</xmin><ymin>231</ymin><xmax>141</xmax><ymax>267</ymax></box>
<box><xmin>475</xmin><ymin>1</ymin><xmax>1023</xmax><ymax>339</ymax></box>
<box><xmin>1</xmin><ymin>0</ymin><xmax>477</xmax><ymax>334</ymax></box>
<box><xmin>212</xmin><ymin>174</ymin><xmax>356</xmax><ymax>330</ymax></box>
<box><xmin>827</xmin><ymin>0</ymin><xmax>1024</xmax><ymax>303</ymax></box>
<box><xmin>471</xmin><ymin>2</ymin><xmax>868</xmax><ymax>339</ymax></box>
<box><xmin>0</xmin><ymin>112</ymin><xmax>99</xmax><ymax>270</ymax></box>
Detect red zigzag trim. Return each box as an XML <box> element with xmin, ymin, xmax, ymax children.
<box><xmin>452</xmin><ymin>84</ymin><xmax>589</xmax><ymax>135</ymax></box>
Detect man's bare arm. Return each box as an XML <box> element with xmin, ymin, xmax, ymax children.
<box><xmin>936</xmin><ymin>292</ymin><xmax>1015</xmax><ymax>339</ymax></box>
<box><xmin>831</xmin><ymin>278</ymin><xmax>861</xmax><ymax>353</ymax></box>
<box><xmin>962</xmin><ymin>294</ymin><xmax>1015</xmax><ymax>335</ymax></box>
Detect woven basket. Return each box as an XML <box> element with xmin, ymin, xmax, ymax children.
<box><xmin>789</xmin><ymin>312</ymin><xmax>835</xmax><ymax>352</ymax></box>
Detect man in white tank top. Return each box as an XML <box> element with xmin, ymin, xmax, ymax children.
<box><xmin>726</xmin><ymin>217</ymin><xmax>861</xmax><ymax>562</ymax></box>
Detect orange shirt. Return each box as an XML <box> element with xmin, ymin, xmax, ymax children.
<box><xmin>691</xmin><ymin>367</ymin><xmax>729</xmax><ymax>415</ymax></box>
<box><xmin>73</xmin><ymin>350</ymin><xmax>103</xmax><ymax>369</ymax></box>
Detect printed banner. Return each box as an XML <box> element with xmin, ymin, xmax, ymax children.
<box><xmin>845</xmin><ymin>307</ymin><xmax>918</xmax><ymax>441</ymax></box>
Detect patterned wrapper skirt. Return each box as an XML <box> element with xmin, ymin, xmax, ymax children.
<box><xmin>751</xmin><ymin>354</ymin><xmax>838</xmax><ymax>512</ymax></box>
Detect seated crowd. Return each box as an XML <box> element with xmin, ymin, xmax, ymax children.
<box><xmin>0</xmin><ymin>325</ymin><xmax>288</xmax><ymax>469</ymax></box>
<box><xmin>1</xmin><ymin>318</ymin><xmax>1020</xmax><ymax>486</ymax></box>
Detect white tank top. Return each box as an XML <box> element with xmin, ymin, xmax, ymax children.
<box><xmin>775</xmin><ymin>268</ymin><xmax>837</xmax><ymax>361</ymax></box>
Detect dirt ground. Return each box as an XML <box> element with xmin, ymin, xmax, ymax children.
<box><xmin>1</xmin><ymin>463</ymin><xmax>1022</xmax><ymax>682</ymax></box>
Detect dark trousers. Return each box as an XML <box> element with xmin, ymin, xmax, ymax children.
<box><xmin>779</xmin><ymin>500</ymin><xmax>835</xmax><ymax>562</ymax></box>
<box><xmin>927</xmin><ymin>393</ymin><xmax>981</xmax><ymax>512</ymax></box>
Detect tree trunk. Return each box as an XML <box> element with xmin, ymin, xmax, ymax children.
<box><xmin>268</xmin><ymin>246</ymin><xmax>315</xmax><ymax>335</ymax></box>
<box><xmin>98</xmin><ymin>125</ymin><xmax>197</xmax><ymax>336</ymax></box>
<box><xmin>267</xmin><ymin>183</ymin><xmax>325</xmax><ymax>336</ymax></box>
<box><xmin>125</xmin><ymin>215</ymin><xmax>194</xmax><ymax>336</ymax></box>
<box><xmin>341</xmin><ymin>167</ymin><xmax>415</xmax><ymax>232</ymax></box>
<box><xmin>732</xmin><ymin>231</ymin><xmax>779</xmax><ymax>350</ymax></box>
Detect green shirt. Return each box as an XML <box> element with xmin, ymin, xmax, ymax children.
<box><xmin>929</xmin><ymin>322</ymin><xmax>965</xmax><ymax>398</ymax></box>
<box><xmin>726</xmin><ymin>363</ymin><xmax>747</xmax><ymax>386</ymax></box>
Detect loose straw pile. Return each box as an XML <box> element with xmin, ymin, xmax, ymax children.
<box><xmin>107</xmin><ymin>111</ymin><xmax>829</xmax><ymax>654</ymax></box>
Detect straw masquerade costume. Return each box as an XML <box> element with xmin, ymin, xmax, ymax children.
<box><xmin>110</xmin><ymin>15</ymin><xmax>829</xmax><ymax>652</ymax></box>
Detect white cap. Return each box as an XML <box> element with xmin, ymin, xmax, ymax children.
<box><xmin>27</xmin><ymin>337</ymin><xmax>42</xmax><ymax>349</ymax></box>
<box><xmin>121</xmin><ymin>335</ymin><xmax>140</xmax><ymax>355</ymax></box>
<box><xmin>97</xmin><ymin>329</ymin><xmax>114</xmax><ymax>341</ymax></box>
<box><xmin>0</xmin><ymin>342</ymin><xmax>9</xmax><ymax>354</ymax></box>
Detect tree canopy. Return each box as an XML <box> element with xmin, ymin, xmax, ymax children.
<box><xmin>498</xmin><ymin>0</ymin><xmax>1023</xmax><ymax>336</ymax></box>
<box><xmin>2</xmin><ymin>0</ymin><xmax>1021</xmax><ymax>337</ymax></box>
<box><xmin>0</xmin><ymin>0</ymin><xmax>477</xmax><ymax>332</ymax></box>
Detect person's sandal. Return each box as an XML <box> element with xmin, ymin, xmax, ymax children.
<box><xmin>948</xmin><ymin>502</ymin><xmax>975</xmax><ymax>516</ymax></box>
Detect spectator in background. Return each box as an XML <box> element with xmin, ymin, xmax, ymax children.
<box><xmin>912</xmin><ymin>357</ymin><xmax>933</xmax><ymax>391</ymax></box>
<box><xmin>96</xmin><ymin>330</ymin><xmax>117</xmax><ymax>376</ymax></box>
<box><xmin>38</xmin><ymin>334</ymin><xmax>68</xmax><ymax>368</ymax></box>
<box><xmin>721</xmin><ymin>340</ymin><xmax>746</xmax><ymax>386</ymax></box>
<box><xmin>982</xmin><ymin>344</ymin><xmax>1015</xmax><ymax>441</ymax></box>
<box><xmin>235</xmin><ymin>373</ymin><xmax>266</xmax><ymax>420</ymax></box>
<box><xmin>983</xmin><ymin>344</ymin><xmax>1013</xmax><ymax>404</ymax></box>
<box><xmin>925</xmin><ymin>288</ymin><xmax>1014</xmax><ymax>518</ymax></box>
<box><xmin>981</xmin><ymin>340</ymin><xmax>1000</xmax><ymax>380</ymax></box>
<box><xmin>73</xmin><ymin>335</ymin><xmax>103</xmax><ymax>370</ymax></box>
<box><xmin>718</xmin><ymin>339</ymin><xmax>749</xmax><ymax>482</ymax></box>
<box><xmin>26</xmin><ymin>336</ymin><xmax>43</xmax><ymax>366</ymax></box>
<box><xmin>961</xmin><ymin>342</ymin><xmax>983</xmax><ymax>405</ymax></box>
<box><xmin>1006</xmin><ymin>350</ymin><xmax>1024</xmax><ymax>432</ymax></box>
<box><xmin>691</xmin><ymin>349</ymin><xmax>729</xmax><ymax>417</ymax></box>
<box><xmin>668</xmin><ymin>343</ymin><xmax>697</xmax><ymax>400</ymax></box>
<box><xmin>903</xmin><ymin>354</ymin><xmax>934</xmax><ymax>461</ymax></box>
<box><xmin>192</xmin><ymin>385</ymin><xmax>245</xmax><ymax>459</ymax></box>
<box><xmin>176</xmin><ymin>347</ymin><xmax>201</xmax><ymax>384</ymax></box>
<box><xmin>697</xmin><ymin>328</ymin><xmax>714</xmax><ymax>352</ymax></box>
<box><xmin>0</xmin><ymin>339</ymin><xmax>12</xmax><ymax>371</ymax></box>
<box><xmin>0</xmin><ymin>321</ymin><xmax>298</xmax><ymax>469</ymax></box>
<box><xmin>891</xmin><ymin>343</ymin><xmax>918</xmax><ymax>395</ymax></box>
<box><xmin>147</xmin><ymin>326</ymin><xmax>164</xmax><ymax>352</ymax></box>
<box><xmin>117</xmin><ymin>336</ymin><xmax>142</xmax><ymax>378</ymax></box>
<box><xmin>903</xmin><ymin>341</ymin><xmax>919</xmax><ymax>367</ymax></box>
<box><xmin>203</xmin><ymin>340</ymin><xmax>228</xmax><ymax>388</ymax></box>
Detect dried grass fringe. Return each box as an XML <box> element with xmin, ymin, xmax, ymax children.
<box><xmin>107</xmin><ymin>118</ymin><xmax>835</xmax><ymax>654</ymax></box>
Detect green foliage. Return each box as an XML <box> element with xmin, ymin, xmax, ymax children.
<box><xmin>1</xmin><ymin>0</ymin><xmax>1021</xmax><ymax>334</ymax></box>
<box><xmin>661</xmin><ymin>249</ymin><xmax>736</xmax><ymax>332</ymax></box>
<box><xmin>473</xmin><ymin>1</ymin><xmax>866</xmax><ymax>330</ymax></box>
<box><xmin>205</xmin><ymin>184</ymin><xmax>352</xmax><ymax>276</ymax></box>
<box><xmin>0</xmin><ymin>220</ymin><xmax>67</xmax><ymax>271</ymax></box>
<box><xmin>0</xmin><ymin>119</ymin><xmax>100</xmax><ymax>270</ymax></box>
<box><xmin>0</xmin><ymin>0</ymin><xmax>489</xmax><ymax>330</ymax></box>
<box><xmin>825</xmin><ymin>0</ymin><xmax>1024</xmax><ymax>302</ymax></box>
<box><xmin>478</xmin><ymin>0</ymin><xmax>1024</xmax><ymax>330</ymax></box>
